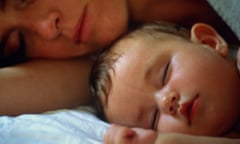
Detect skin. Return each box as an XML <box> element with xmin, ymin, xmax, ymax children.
<box><xmin>104</xmin><ymin>125</ymin><xmax>240</xmax><ymax>144</ymax></box>
<box><xmin>103</xmin><ymin>24</ymin><xmax>240</xmax><ymax>137</ymax></box>
<box><xmin>0</xmin><ymin>58</ymin><xmax>93</xmax><ymax>115</ymax></box>
<box><xmin>238</xmin><ymin>48</ymin><xmax>240</xmax><ymax>71</ymax></box>
<box><xmin>104</xmin><ymin>125</ymin><xmax>157</xmax><ymax>144</ymax></box>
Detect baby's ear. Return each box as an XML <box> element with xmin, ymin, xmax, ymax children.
<box><xmin>237</xmin><ymin>48</ymin><xmax>240</xmax><ymax>71</ymax></box>
<box><xmin>191</xmin><ymin>23</ymin><xmax>228</xmax><ymax>57</ymax></box>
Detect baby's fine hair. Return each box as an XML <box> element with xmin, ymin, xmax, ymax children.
<box><xmin>90</xmin><ymin>21</ymin><xmax>190</xmax><ymax>120</ymax></box>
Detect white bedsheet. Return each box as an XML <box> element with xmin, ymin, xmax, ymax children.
<box><xmin>0</xmin><ymin>107</ymin><xmax>109</xmax><ymax>144</ymax></box>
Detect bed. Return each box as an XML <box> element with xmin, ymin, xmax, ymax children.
<box><xmin>0</xmin><ymin>106</ymin><xmax>109</xmax><ymax>144</ymax></box>
<box><xmin>207</xmin><ymin>0</ymin><xmax>240</xmax><ymax>39</ymax></box>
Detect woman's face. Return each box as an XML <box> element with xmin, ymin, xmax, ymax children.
<box><xmin>0</xmin><ymin>0</ymin><xmax>128</xmax><ymax>59</ymax></box>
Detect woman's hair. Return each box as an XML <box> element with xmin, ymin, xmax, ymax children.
<box><xmin>90</xmin><ymin>21</ymin><xmax>189</xmax><ymax>120</ymax></box>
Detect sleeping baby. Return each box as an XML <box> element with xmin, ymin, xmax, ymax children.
<box><xmin>90</xmin><ymin>22</ymin><xmax>240</xmax><ymax>144</ymax></box>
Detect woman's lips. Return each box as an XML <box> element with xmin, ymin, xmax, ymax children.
<box><xmin>73</xmin><ymin>4</ymin><xmax>90</xmax><ymax>43</ymax></box>
<box><xmin>180</xmin><ymin>95</ymin><xmax>199</xmax><ymax>125</ymax></box>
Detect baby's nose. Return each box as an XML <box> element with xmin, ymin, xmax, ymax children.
<box><xmin>157</xmin><ymin>91</ymin><xmax>180</xmax><ymax>115</ymax></box>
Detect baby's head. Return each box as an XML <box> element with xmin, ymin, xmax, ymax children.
<box><xmin>90</xmin><ymin>22</ymin><xmax>240</xmax><ymax>136</ymax></box>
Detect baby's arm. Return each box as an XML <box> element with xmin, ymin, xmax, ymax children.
<box><xmin>155</xmin><ymin>133</ymin><xmax>240</xmax><ymax>144</ymax></box>
<box><xmin>104</xmin><ymin>125</ymin><xmax>157</xmax><ymax>144</ymax></box>
<box><xmin>104</xmin><ymin>125</ymin><xmax>240</xmax><ymax>144</ymax></box>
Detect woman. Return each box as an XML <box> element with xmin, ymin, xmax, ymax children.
<box><xmin>1</xmin><ymin>0</ymin><xmax>238</xmax><ymax>59</ymax></box>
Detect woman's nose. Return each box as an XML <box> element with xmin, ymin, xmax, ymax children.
<box><xmin>32</xmin><ymin>11</ymin><xmax>61</xmax><ymax>40</ymax></box>
<box><xmin>155</xmin><ymin>91</ymin><xmax>180</xmax><ymax>115</ymax></box>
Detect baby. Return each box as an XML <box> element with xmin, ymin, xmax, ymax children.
<box><xmin>90</xmin><ymin>22</ymin><xmax>240</xmax><ymax>143</ymax></box>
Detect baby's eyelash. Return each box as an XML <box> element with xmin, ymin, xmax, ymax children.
<box><xmin>152</xmin><ymin>109</ymin><xmax>159</xmax><ymax>130</ymax></box>
<box><xmin>162</xmin><ymin>61</ymin><xmax>170</xmax><ymax>85</ymax></box>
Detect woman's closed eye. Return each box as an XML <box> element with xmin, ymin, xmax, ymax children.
<box><xmin>5</xmin><ymin>30</ymin><xmax>26</xmax><ymax>56</ymax></box>
<box><xmin>0</xmin><ymin>29</ymin><xmax>27</xmax><ymax>67</ymax></box>
<box><xmin>18</xmin><ymin>30</ymin><xmax>26</xmax><ymax>51</ymax></box>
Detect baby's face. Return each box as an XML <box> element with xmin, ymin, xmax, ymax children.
<box><xmin>103</xmin><ymin>33</ymin><xmax>240</xmax><ymax>136</ymax></box>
